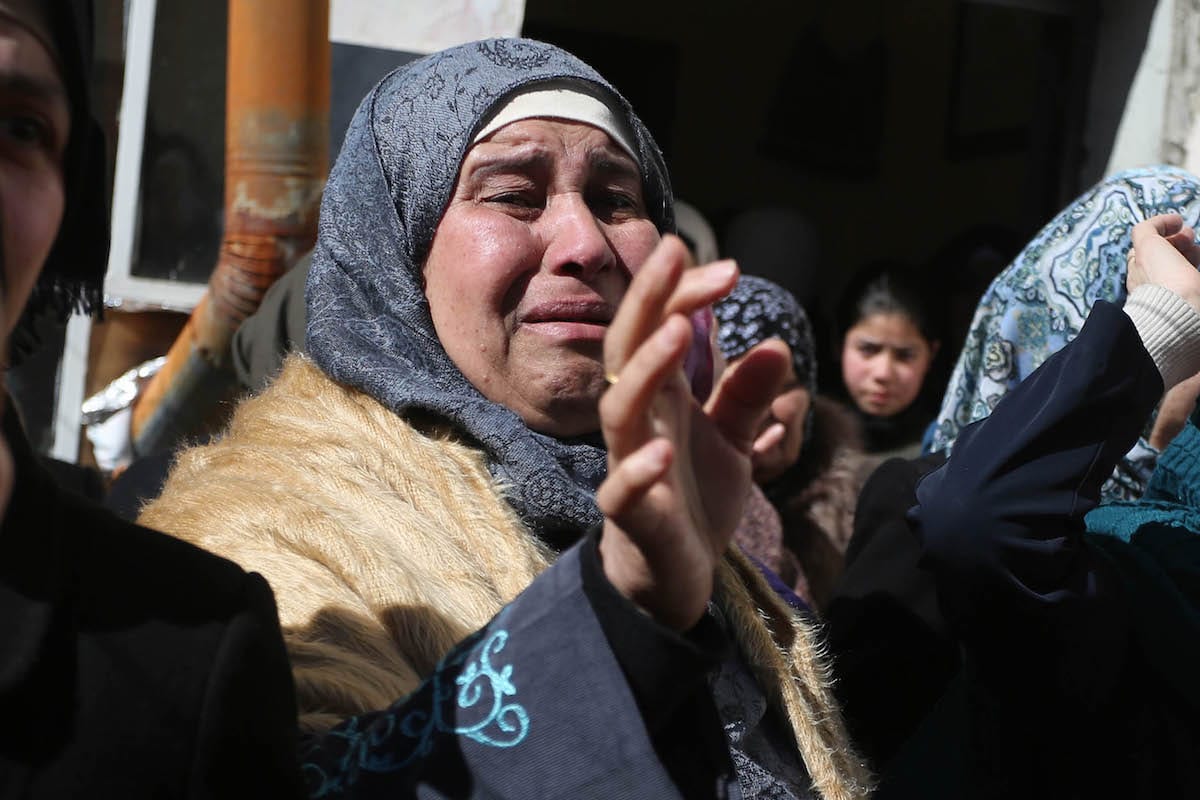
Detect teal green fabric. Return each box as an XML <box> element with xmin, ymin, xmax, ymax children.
<box><xmin>1086</xmin><ymin>404</ymin><xmax>1200</xmax><ymax>713</ymax></box>
<box><xmin>1086</xmin><ymin>404</ymin><xmax>1200</xmax><ymax>540</ymax></box>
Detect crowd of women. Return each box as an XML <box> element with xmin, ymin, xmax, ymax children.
<box><xmin>2</xmin><ymin>2</ymin><xmax>1200</xmax><ymax>798</ymax></box>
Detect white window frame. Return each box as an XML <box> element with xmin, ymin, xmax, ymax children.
<box><xmin>103</xmin><ymin>0</ymin><xmax>209</xmax><ymax>312</ymax></box>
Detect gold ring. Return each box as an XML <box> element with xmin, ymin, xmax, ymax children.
<box><xmin>604</xmin><ymin>372</ymin><xmax>620</xmax><ymax>386</ymax></box>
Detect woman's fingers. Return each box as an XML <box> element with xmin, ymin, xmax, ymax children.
<box><xmin>1130</xmin><ymin>215</ymin><xmax>1200</xmax><ymax>308</ymax></box>
<box><xmin>605</xmin><ymin>234</ymin><xmax>737</xmax><ymax>372</ymax></box>
<box><xmin>1166</xmin><ymin>224</ymin><xmax>1200</xmax><ymax>267</ymax></box>
<box><xmin>600</xmin><ymin>313</ymin><xmax>693</xmax><ymax>459</ymax></box>
<box><xmin>662</xmin><ymin>260</ymin><xmax>739</xmax><ymax>318</ymax></box>
<box><xmin>1136</xmin><ymin>213</ymin><xmax>1186</xmax><ymax>238</ymax></box>
<box><xmin>606</xmin><ymin>236</ymin><xmax>688</xmax><ymax>373</ymax></box>
<box><xmin>752</xmin><ymin>422</ymin><xmax>786</xmax><ymax>456</ymax></box>
<box><xmin>706</xmin><ymin>339</ymin><xmax>790</xmax><ymax>454</ymax></box>
<box><xmin>595</xmin><ymin>437</ymin><xmax>673</xmax><ymax>522</ymax></box>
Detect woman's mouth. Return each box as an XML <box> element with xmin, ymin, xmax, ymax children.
<box><xmin>519</xmin><ymin>299</ymin><xmax>615</xmax><ymax>341</ymax></box>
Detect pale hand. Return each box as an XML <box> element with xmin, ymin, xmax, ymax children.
<box><xmin>1128</xmin><ymin>214</ymin><xmax>1200</xmax><ymax>312</ymax></box>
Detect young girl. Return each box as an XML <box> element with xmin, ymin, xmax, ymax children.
<box><xmin>836</xmin><ymin>262</ymin><xmax>942</xmax><ymax>457</ymax></box>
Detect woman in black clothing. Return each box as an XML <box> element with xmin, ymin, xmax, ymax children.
<box><xmin>0</xmin><ymin>2</ymin><xmax>303</xmax><ymax>795</ymax></box>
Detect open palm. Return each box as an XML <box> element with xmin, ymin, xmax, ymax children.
<box><xmin>597</xmin><ymin>236</ymin><xmax>789</xmax><ymax>629</ymax></box>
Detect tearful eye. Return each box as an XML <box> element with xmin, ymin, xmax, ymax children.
<box><xmin>492</xmin><ymin>193</ymin><xmax>530</xmax><ymax>206</ymax></box>
<box><xmin>603</xmin><ymin>192</ymin><xmax>636</xmax><ymax>209</ymax></box>
<box><xmin>483</xmin><ymin>188</ymin><xmax>547</xmax><ymax>219</ymax></box>
<box><xmin>488</xmin><ymin>192</ymin><xmax>535</xmax><ymax>207</ymax></box>
<box><xmin>588</xmin><ymin>189</ymin><xmax>644</xmax><ymax>221</ymax></box>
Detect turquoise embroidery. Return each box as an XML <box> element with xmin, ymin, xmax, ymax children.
<box><xmin>303</xmin><ymin>623</ymin><xmax>530</xmax><ymax>796</ymax></box>
<box><xmin>449</xmin><ymin>629</ymin><xmax>529</xmax><ymax>747</ymax></box>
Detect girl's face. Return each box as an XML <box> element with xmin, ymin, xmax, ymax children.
<box><xmin>841</xmin><ymin>312</ymin><xmax>937</xmax><ymax>418</ymax></box>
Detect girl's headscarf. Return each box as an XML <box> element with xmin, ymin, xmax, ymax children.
<box><xmin>928</xmin><ymin>165</ymin><xmax>1200</xmax><ymax>501</ymax></box>
<box><xmin>306</xmin><ymin>39</ymin><xmax>674</xmax><ymax>546</ymax></box>
<box><xmin>7</xmin><ymin>0</ymin><xmax>109</xmax><ymax>339</ymax></box>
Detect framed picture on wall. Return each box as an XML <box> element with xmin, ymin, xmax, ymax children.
<box><xmin>945</xmin><ymin>0</ymin><xmax>1083</xmax><ymax>161</ymax></box>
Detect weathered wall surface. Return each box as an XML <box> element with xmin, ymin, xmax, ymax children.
<box><xmin>1100</xmin><ymin>0</ymin><xmax>1200</xmax><ymax>181</ymax></box>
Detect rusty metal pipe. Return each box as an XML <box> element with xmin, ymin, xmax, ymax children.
<box><xmin>133</xmin><ymin>0</ymin><xmax>330</xmax><ymax>453</ymax></box>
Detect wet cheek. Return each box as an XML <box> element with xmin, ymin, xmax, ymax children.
<box><xmin>613</xmin><ymin>222</ymin><xmax>660</xmax><ymax>274</ymax></box>
<box><xmin>470</xmin><ymin>222</ymin><xmax>536</xmax><ymax>281</ymax></box>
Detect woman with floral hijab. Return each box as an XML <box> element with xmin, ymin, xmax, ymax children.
<box><xmin>929</xmin><ymin>165</ymin><xmax>1200</xmax><ymax>500</ymax></box>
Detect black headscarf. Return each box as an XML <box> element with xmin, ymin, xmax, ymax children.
<box><xmin>714</xmin><ymin>274</ymin><xmax>817</xmax><ymax>399</ymax></box>
<box><xmin>306</xmin><ymin>39</ymin><xmax>675</xmax><ymax>545</ymax></box>
<box><xmin>9</xmin><ymin>0</ymin><xmax>108</xmax><ymax>351</ymax></box>
<box><xmin>714</xmin><ymin>274</ymin><xmax>818</xmax><ymax>465</ymax></box>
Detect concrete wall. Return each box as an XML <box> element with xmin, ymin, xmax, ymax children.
<box><xmin>1095</xmin><ymin>0</ymin><xmax>1173</xmax><ymax>179</ymax></box>
<box><xmin>1169</xmin><ymin>0</ymin><xmax>1200</xmax><ymax>175</ymax></box>
<box><xmin>1092</xmin><ymin>0</ymin><xmax>1200</xmax><ymax>183</ymax></box>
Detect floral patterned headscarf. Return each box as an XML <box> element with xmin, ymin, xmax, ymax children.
<box><xmin>714</xmin><ymin>274</ymin><xmax>817</xmax><ymax>400</ymax></box>
<box><xmin>928</xmin><ymin>165</ymin><xmax>1200</xmax><ymax>501</ymax></box>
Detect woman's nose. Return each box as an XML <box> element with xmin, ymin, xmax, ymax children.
<box><xmin>542</xmin><ymin>193</ymin><xmax>615</xmax><ymax>279</ymax></box>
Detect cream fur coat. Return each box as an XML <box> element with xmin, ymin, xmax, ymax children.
<box><xmin>140</xmin><ymin>356</ymin><xmax>871</xmax><ymax>799</ymax></box>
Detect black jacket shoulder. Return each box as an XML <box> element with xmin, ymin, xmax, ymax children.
<box><xmin>0</xmin><ymin>411</ymin><xmax>302</xmax><ymax>798</ymax></box>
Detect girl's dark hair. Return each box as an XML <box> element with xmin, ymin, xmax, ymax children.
<box><xmin>835</xmin><ymin>260</ymin><xmax>942</xmax><ymax>345</ymax></box>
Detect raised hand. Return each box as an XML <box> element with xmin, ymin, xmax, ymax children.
<box><xmin>595</xmin><ymin>235</ymin><xmax>789</xmax><ymax>630</ymax></box>
<box><xmin>1128</xmin><ymin>214</ymin><xmax>1200</xmax><ymax>311</ymax></box>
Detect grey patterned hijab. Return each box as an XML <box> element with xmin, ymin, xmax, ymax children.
<box><xmin>305</xmin><ymin>39</ymin><xmax>674</xmax><ymax>545</ymax></box>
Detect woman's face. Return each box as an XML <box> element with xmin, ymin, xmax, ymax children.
<box><xmin>422</xmin><ymin>118</ymin><xmax>660</xmax><ymax>437</ymax></box>
<box><xmin>841</xmin><ymin>312</ymin><xmax>936</xmax><ymax>418</ymax></box>
<box><xmin>0</xmin><ymin>14</ymin><xmax>68</xmax><ymax>340</ymax></box>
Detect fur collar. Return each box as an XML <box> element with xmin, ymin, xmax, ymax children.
<box><xmin>140</xmin><ymin>355</ymin><xmax>871</xmax><ymax>798</ymax></box>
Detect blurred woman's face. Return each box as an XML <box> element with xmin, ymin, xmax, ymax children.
<box><xmin>841</xmin><ymin>312</ymin><xmax>936</xmax><ymax>418</ymax></box>
<box><xmin>422</xmin><ymin>118</ymin><xmax>660</xmax><ymax>437</ymax></box>
<box><xmin>0</xmin><ymin>14</ymin><xmax>68</xmax><ymax>340</ymax></box>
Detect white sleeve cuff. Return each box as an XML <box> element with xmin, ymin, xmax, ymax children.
<box><xmin>1122</xmin><ymin>284</ymin><xmax>1200</xmax><ymax>390</ymax></box>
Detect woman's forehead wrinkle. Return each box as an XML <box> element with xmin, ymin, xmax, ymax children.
<box><xmin>463</xmin><ymin>146</ymin><xmax>551</xmax><ymax>178</ymax></box>
<box><xmin>462</xmin><ymin>134</ymin><xmax>642</xmax><ymax>189</ymax></box>
<box><xmin>365</xmin><ymin>40</ymin><xmax>670</xmax><ymax>260</ymax></box>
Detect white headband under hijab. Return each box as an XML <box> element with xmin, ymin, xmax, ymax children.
<box><xmin>473</xmin><ymin>86</ymin><xmax>639</xmax><ymax>162</ymax></box>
